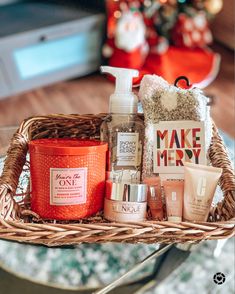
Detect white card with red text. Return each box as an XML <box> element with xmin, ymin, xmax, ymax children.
<box><xmin>153</xmin><ymin>120</ymin><xmax>206</xmax><ymax>174</ymax></box>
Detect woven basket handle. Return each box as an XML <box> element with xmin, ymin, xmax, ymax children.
<box><xmin>209</xmin><ymin>124</ymin><xmax>235</xmax><ymax>220</ymax></box>
<box><xmin>0</xmin><ymin>116</ymin><xmax>39</xmax><ymax>193</ymax></box>
<box><xmin>0</xmin><ymin>117</ymin><xmax>43</xmax><ymax>219</ymax></box>
<box><xmin>0</xmin><ymin>132</ymin><xmax>28</xmax><ymax>220</ymax></box>
<box><xmin>0</xmin><ymin>132</ymin><xmax>28</xmax><ymax>192</ymax></box>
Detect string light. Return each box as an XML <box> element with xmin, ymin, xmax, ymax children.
<box><xmin>144</xmin><ymin>0</ymin><xmax>152</xmax><ymax>7</ymax></box>
<box><xmin>205</xmin><ymin>0</ymin><xmax>223</xmax><ymax>14</ymax></box>
<box><xmin>114</xmin><ymin>10</ymin><xmax>122</xmax><ymax>18</ymax></box>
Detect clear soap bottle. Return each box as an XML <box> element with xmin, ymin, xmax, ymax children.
<box><xmin>100</xmin><ymin>66</ymin><xmax>144</xmax><ymax>182</ymax></box>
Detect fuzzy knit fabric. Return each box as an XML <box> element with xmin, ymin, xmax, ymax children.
<box><xmin>139</xmin><ymin>74</ymin><xmax>212</xmax><ymax>177</ymax></box>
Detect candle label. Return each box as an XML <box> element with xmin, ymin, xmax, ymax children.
<box><xmin>50</xmin><ymin>168</ymin><xmax>87</xmax><ymax>205</ymax></box>
<box><xmin>153</xmin><ymin>120</ymin><xmax>206</xmax><ymax>173</ymax></box>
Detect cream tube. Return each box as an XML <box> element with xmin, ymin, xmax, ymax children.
<box><xmin>163</xmin><ymin>180</ymin><xmax>184</xmax><ymax>222</ymax></box>
<box><xmin>183</xmin><ymin>162</ymin><xmax>222</xmax><ymax>222</ymax></box>
<box><xmin>144</xmin><ymin>177</ymin><xmax>164</xmax><ymax>220</ymax></box>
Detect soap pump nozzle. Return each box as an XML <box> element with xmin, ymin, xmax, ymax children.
<box><xmin>100</xmin><ymin>66</ymin><xmax>139</xmax><ymax>114</ymax></box>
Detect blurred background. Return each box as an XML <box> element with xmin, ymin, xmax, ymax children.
<box><xmin>0</xmin><ymin>0</ymin><xmax>234</xmax><ymax>293</ymax></box>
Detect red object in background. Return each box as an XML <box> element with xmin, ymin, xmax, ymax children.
<box><xmin>104</xmin><ymin>0</ymin><xmax>220</xmax><ymax>88</ymax></box>
<box><xmin>103</xmin><ymin>1</ymin><xmax>150</xmax><ymax>72</ymax></box>
<box><xmin>29</xmin><ymin>139</ymin><xmax>107</xmax><ymax>220</ymax></box>
<box><xmin>104</xmin><ymin>38</ymin><xmax>147</xmax><ymax>69</ymax></box>
<box><xmin>136</xmin><ymin>46</ymin><xmax>220</xmax><ymax>88</ymax></box>
<box><xmin>105</xmin><ymin>45</ymin><xmax>220</xmax><ymax>88</ymax></box>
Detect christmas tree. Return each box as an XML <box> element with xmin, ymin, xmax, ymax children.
<box><xmin>103</xmin><ymin>0</ymin><xmax>222</xmax><ymax>87</ymax></box>
<box><xmin>106</xmin><ymin>0</ymin><xmax>223</xmax><ymax>48</ymax></box>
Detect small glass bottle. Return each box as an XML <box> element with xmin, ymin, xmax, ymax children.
<box><xmin>100</xmin><ymin>66</ymin><xmax>144</xmax><ymax>182</ymax></box>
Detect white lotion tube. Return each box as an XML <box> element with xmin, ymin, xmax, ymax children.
<box><xmin>183</xmin><ymin>162</ymin><xmax>222</xmax><ymax>222</ymax></box>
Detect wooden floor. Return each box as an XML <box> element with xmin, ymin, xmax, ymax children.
<box><xmin>0</xmin><ymin>43</ymin><xmax>234</xmax><ymax>137</ymax></box>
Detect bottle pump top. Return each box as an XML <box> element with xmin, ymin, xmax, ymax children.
<box><xmin>100</xmin><ymin>66</ymin><xmax>139</xmax><ymax>114</ymax></box>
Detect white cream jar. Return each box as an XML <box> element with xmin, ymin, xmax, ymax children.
<box><xmin>104</xmin><ymin>181</ymin><xmax>147</xmax><ymax>222</ymax></box>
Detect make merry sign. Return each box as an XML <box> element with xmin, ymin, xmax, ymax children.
<box><xmin>153</xmin><ymin>121</ymin><xmax>206</xmax><ymax>174</ymax></box>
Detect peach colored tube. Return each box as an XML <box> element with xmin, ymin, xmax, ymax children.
<box><xmin>144</xmin><ymin>176</ymin><xmax>164</xmax><ymax>220</ymax></box>
<box><xmin>183</xmin><ymin>162</ymin><xmax>222</xmax><ymax>222</ymax></box>
<box><xmin>163</xmin><ymin>180</ymin><xmax>184</xmax><ymax>222</ymax></box>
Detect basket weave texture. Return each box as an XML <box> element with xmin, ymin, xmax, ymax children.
<box><xmin>0</xmin><ymin>114</ymin><xmax>234</xmax><ymax>247</ymax></box>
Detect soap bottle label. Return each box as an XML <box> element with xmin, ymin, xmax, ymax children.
<box><xmin>50</xmin><ymin>168</ymin><xmax>87</xmax><ymax>205</ymax></box>
<box><xmin>116</xmin><ymin>132</ymin><xmax>139</xmax><ymax>166</ymax></box>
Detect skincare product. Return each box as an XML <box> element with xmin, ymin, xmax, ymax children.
<box><xmin>163</xmin><ymin>180</ymin><xmax>184</xmax><ymax>222</ymax></box>
<box><xmin>144</xmin><ymin>176</ymin><xmax>164</xmax><ymax>220</ymax></box>
<box><xmin>183</xmin><ymin>162</ymin><xmax>222</xmax><ymax>222</ymax></box>
<box><xmin>29</xmin><ymin>139</ymin><xmax>108</xmax><ymax>220</ymax></box>
<box><xmin>104</xmin><ymin>181</ymin><xmax>147</xmax><ymax>222</ymax></box>
<box><xmin>100</xmin><ymin>66</ymin><xmax>144</xmax><ymax>182</ymax></box>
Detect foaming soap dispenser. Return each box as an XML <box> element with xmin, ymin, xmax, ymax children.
<box><xmin>100</xmin><ymin>66</ymin><xmax>144</xmax><ymax>182</ymax></box>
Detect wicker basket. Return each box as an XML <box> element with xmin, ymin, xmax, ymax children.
<box><xmin>0</xmin><ymin>114</ymin><xmax>234</xmax><ymax>247</ymax></box>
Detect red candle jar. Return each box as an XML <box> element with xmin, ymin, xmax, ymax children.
<box><xmin>29</xmin><ymin>139</ymin><xmax>108</xmax><ymax>220</ymax></box>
